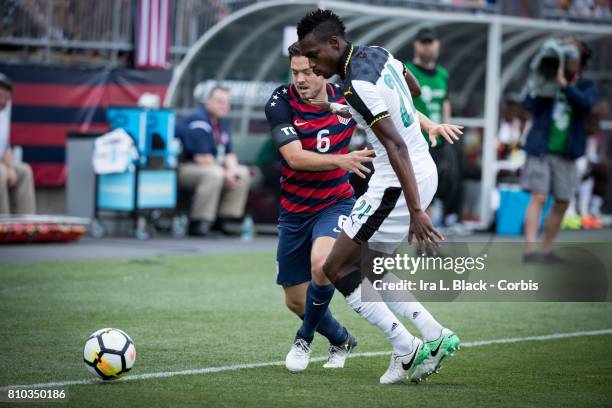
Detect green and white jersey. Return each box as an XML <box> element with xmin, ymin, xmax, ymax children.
<box><xmin>341</xmin><ymin>45</ymin><xmax>436</xmax><ymax>185</ymax></box>
<box><xmin>406</xmin><ymin>62</ymin><xmax>449</xmax><ymax>144</ymax></box>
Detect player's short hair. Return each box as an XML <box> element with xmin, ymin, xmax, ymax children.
<box><xmin>288</xmin><ymin>41</ymin><xmax>302</xmax><ymax>61</ymax></box>
<box><xmin>297</xmin><ymin>9</ymin><xmax>346</xmax><ymax>41</ymax></box>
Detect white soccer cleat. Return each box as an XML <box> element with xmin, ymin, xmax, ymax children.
<box><xmin>409</xmin><ymin>328</ymin><xmax>461</xmax><ymax>383</ymax></box>
<box><xmin>379</xmin><ymin>338</ymin><xmax>429</xmax><ymax>384</ymax></box>
<box><xmin>323</xmin><ymin>332</ymin><xmax>357</xmax><ymax>369</ymax></box>
<box><xmin>285</xmin><ymin>337</ymin><xmax>311</xmax><ymax>373</ymax></box>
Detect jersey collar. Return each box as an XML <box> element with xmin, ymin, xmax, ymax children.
<box><xmin>339</xmin><ymin>43</ymin><xmax>354</xmax><ymax>80</ymax></box>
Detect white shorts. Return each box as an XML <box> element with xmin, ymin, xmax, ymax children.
<box><xmin>343</xmin><ymin>171</ymin><xmax>438</xmax><ymax>254</ymax></box>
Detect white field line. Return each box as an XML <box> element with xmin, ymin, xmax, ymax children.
<box><xmin>1</xmin><ymin>328</ymin><xmax>611</xmax><ymax>391</ymax></box>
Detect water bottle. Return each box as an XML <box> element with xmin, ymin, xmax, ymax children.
<box><xmin>241</xmin><ymin>214</ymin><xmax>254</xmax><ymax>242</ymax></box>
<box><xmin>216</xmin><ymin>143</ymin><xmax>226</xmax><ymax>164</ymax></box>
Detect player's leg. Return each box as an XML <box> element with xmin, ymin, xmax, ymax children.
<box><xmin>278</xmin><ymin>216</ymin><xmax>350</xmax><ymax>372</ymax></box>
<box><xmin>377</xmin><ymin>172</ymin><xmax>444</xmax><ymax>341</ymax></box>
<box><xmin>323</xmin><ymin>231</ymin><xmax>427</xmax><ymax>384</ymax></box>
<box><xmin>283</xmin><ymin>282</ymin><xmax>308</xmax><ymax>317</ymax></box>
<box><xmin>291</xmin><ymin>200</ymin><xmax>357</xmax><ymax>369</ymax></box>
<box><xmin>325</xmin><ymin>188</ymin><xmax>438</xmax><ymax>383</ymax></box>
<box><xmin>283</xmin><ymin>280</ymin><xmax>349</xmax><ymax>350</ymax></box>
<box><xmin>372</xmin><ymin>172</ymin><xmax>459</xmax><ymax>382</ymax></box>
<box><xmin>295</xmin><ymin>202</ymin><xmax>353</xmax><ymax>347</ymax></box>
<box><xmin>277</xmin><ymin>220</ymin><xmax>314</xmax><ymax>372</ymax></box>
<box><xmin>302</xmin><ymin>235</ymin><xmax>357</xmax><ymax>369</ymax></box>
<box><xmin>296</xmin><ymin>237</ymin><xmax>346</xmax><ymax>344</ymax></box>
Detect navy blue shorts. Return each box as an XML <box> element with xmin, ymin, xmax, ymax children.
<box><xmin>276</xmin><ymin>198</ymin><xmax>356</xmax><ymax>286</ymax></box>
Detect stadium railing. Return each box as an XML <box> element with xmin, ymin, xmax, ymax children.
<box><xmin>3</xmin><ymin>0</ymin><xmax>610</xmax><ymax>65</ymax></box>
<box><xmin>7</xmin><ymin>0</ymin><xmax>577</xmax><ymax>66</ymax></box>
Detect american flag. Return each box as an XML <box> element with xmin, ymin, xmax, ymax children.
<box><xmin>135</xmin><ymin>0</ymin><xmax>171</xmax><ymax>69</ymax></box>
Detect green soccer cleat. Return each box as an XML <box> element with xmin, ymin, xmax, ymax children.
<box><xmin>409</xmin><ymin>328</ymin><xmax>461</xmax><ymax>383</ymax></box>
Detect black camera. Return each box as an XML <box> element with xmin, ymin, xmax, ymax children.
<box><xmin>526</xmin><ymin>39</ymin><xmax>580</xmax><ymax>98</ymax></box>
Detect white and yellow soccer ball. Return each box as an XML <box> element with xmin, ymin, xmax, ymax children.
<box><xmin>83</xmin><ymin>328</ymin><xmax>136</xmax><ymax>380</ymax></box>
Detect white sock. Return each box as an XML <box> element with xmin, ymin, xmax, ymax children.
<box><xmin>380</xmin><ymin>273</ymin><xmax>443</xmax><ymax>342</ymax></box>
<box><xmin>346</xmin><ymin>283</ymin><xmax>415</xmax><ymax>355</ymax></box>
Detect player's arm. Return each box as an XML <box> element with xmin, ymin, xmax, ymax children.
<box><xmin>403</xmin><ymin>65</ymin><xmax>421</xmax><ymax>98</ymax></box>
<box><xmin>345</xmin><ymin>80</ymin><xmax>442</xmax><ymax>244</ymax></box>
<box><xmin>417</xmin><ymin>111</ymin><xmax>463</xmax><ymax>147</ymax></box>
<box><xmin>264</xmin><ymin>92</ymin><xmax>373</xmax><ymax>177</ymax></box>
<box><xmin>279</xmin><ymin>141</ymin><xmax>373</xmax><ymax>177</ymax></box>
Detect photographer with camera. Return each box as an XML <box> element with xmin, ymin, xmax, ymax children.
<box><xmin>522</xmin><ymin>38</ymin><xmax>597</xmax><ymax>263</ymax></box>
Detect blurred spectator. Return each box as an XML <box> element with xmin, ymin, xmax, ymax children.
<box><xmin>497</xmin><ymin>96</ymin><xmax>530</xmax><ymax>163</ymax></box>
<box><xmin>176</xmin><ymin>85</ymin><xmax>250</xmax><ymax>236</ymax></box>
<box><xmin>498</xmin><ymin>97</ymin><xmax>524</xmax><ymax>150</ymax></box>
<box><xmin>521</xmin><ymin>39</ymin><xmax>597</xmax><ymax>262</ymax></box>
<box><xmin>406</xmin><ymin>27</ymin><xmax>464</xmax><ymax>229</ymax></box>
<box><xmin>572</xmin><ymin>113</ymin><xmax>608</xmax><ymax>227</ymax></box>
<box><xmin>546</xmin><ymin>0</ymin><xmax>612</xmax><ymax>17</ymax></box>
<box><xmin>0</xmin><ymin>73</ymin><xmax>36</xmax><ymax>215</ymax></box>
<box><xmin>592</xmin><ymin>0</ymin><xmax>612</xmax><ymax>17</ymax></box>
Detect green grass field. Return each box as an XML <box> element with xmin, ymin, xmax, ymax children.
<box><xmin>1</xmin><ymin>252</ymin><xmax>611</xmax><ymax>407</ymax></box>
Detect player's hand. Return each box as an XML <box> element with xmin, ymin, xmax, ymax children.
<box><xmin>336</xmin><ymin>147</ymin><xmax>375</xmax><ymax>178</ymax></box>
<box><xmin>308</xmin><ymin>99</ymin><xmax>352</xmax><ymax>118</ymax></box>
<box><xmin>428</xmin><ymin>124</ymin><xmax>463</xmax><ymax>147</ymax></box>
<box><xmin>408</xmin><ymin>209</ymin><xmax>444</xmax><ymax>247</ymax></box>
<box><xmin>6</xmin><ymin>167</ymin><xmax>18</xmax><ymax>187</ymax></box>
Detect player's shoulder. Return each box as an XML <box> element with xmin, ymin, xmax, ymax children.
<box><xmin>268</xmin><ymin>84</ymin><xmax>293</xmax><ymax>103</ymax></box>
<box><xmin>346</xmin><ymin>45</ymin><xmax>391</xmax><ymax>85</ymax></box>
<box><xmin>265</xmin><ymin>84</ymin><xmax>293</xmax><ymax>113</ymax></box>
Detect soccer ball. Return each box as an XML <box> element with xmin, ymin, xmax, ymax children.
<box><xmin>83</xmin><ymin>328</ymin><xmax>136</xmax><ymax>380</ymax></box>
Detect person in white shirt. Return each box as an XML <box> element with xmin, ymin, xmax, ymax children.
<box><xmin>0</xmin><ymin>73</ymin><xmax>36</xmax><ymax>215</ymax></box>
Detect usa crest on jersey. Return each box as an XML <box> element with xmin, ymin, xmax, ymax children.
<box><xmin>337</xmin><ymin>114</ymin><xmax>351</xmax><ymax>125</ymax></box>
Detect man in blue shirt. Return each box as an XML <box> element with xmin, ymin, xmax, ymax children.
<box><xmin>177</xmin><ymin>85</ymin><xmax>251</xmax><ymax>236</ymax></box>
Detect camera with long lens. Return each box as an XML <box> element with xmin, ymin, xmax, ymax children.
<box><xmin>526</xmin><ymin>38</ymin><xmax>580</xmax><ymax>98</ymax></box>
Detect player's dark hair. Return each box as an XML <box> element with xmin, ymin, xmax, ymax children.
<box><xmin>287</xmin><ymin>41</ymin><xmax>302</xmax><ymax>61</ymax></box>
<box><xmin>297</xmin><ymin>9</ymin><xmax>346</xmax><ymax>41</ymax></box>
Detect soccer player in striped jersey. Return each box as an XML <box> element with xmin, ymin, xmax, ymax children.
<box><xmin>297</xmin><ymin>9</ymin><xmax>463</xmax><ymax>384</ymax></box>
<box><xmin>265</xmin><ymin>42</ymin><xmax>374</xmax><ymax>372</ymax></box>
